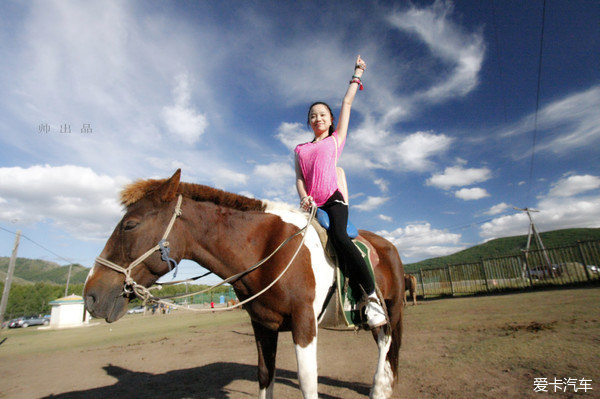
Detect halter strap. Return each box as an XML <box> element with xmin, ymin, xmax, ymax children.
<box><xmin>95</xmin><ymin>194</ymin><xmax>183</xmax><ymax>288</ymax></box>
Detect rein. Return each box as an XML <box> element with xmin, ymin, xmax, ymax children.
<box><xmin>95</xmin><ymin>195</ymin><xmax>317</xmax><ymax>313</ymax></box>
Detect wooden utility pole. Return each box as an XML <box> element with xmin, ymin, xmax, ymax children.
<box><xmin>64</xmin><ymin>263</ymin><xmax>73</xmax><ymax>297</ymax></box>
<box><xmin>0</xmin><ymin>230</ymin><xmax>21</xmax><ymax>327</ymax></box>
<box><xmin>514</xmin><ymin>207</ymin><xmax>552</xmax><ymax>272</ymax></box>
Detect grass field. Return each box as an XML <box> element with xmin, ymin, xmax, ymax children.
<box><xmin>0</xmin><ymin>307</ymin><xmax>248</xmax><ymax>356</ymax></box>
<box><xmin>1</xmin><ymin>287</ymin><xmax>599</xmax><ymax>398</ymax></box>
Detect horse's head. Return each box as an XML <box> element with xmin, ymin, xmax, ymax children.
<box><xmin>84</xmin><ymin>169</ymin><xmax>183</xmax><ymax>322</ymax></box>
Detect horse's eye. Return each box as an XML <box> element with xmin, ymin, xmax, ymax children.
<box><xmin>123</xmin><ymin>220</ymin><xmax>139</xmax><ymax>231</ymax></box>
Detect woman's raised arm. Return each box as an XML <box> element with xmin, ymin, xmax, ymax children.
<box><xmin>335</xmin><ymin>55</ymin><xmax>366</xmax><ymax>145</ymax></box>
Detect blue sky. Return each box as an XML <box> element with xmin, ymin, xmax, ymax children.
<box><xmin>1</xmin><ymin>0</ymin><xmax>599</xmax><ymax>285</ymax></box>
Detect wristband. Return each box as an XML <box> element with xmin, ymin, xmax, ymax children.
<box><xmin>349</xmin><ymin>78</ymin><xmax>364</xmax><ymax>91</ymax></box>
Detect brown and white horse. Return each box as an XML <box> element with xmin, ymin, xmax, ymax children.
<box><xmin>403</xmin><ymin>274</ymin><xmax>418</xmax><ymax>306</ymax></box>
<box><xmin>84</xmin><ymin>169</ymin><xmax>404</xmax><ymax>399</ymax></box>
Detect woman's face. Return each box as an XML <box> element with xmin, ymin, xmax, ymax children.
<box><xmin>309</xmin><ymin>104</ymin><xmax>333</xmax><ymax>137</ymax></box>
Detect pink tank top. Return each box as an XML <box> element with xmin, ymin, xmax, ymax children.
<box><xmin>295</xmin><ymin>131</ymin><xmax>345</xmax><ymax>207</ymax></box>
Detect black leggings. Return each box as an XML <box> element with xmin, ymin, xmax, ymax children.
<box><xmin>320</xmin><ymin>191</ymin><xmax>375</xmax><ymax>295</ymax></box>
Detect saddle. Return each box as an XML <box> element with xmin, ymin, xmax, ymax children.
<box><xmin>315</xmin><ymin>208</ymin><xmax>358</xmax><ymax>238</ymax></box>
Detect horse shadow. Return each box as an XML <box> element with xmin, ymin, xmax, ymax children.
<box><xmin>41</xmin><ymin>361</ymin><xmax>370</xmax><ymax>399</ymax></box>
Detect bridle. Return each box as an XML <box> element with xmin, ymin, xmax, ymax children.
<box><xmin>94</xmin><ymin>195</ymin><xmax>183</xmax><ymax>299</ymax></box>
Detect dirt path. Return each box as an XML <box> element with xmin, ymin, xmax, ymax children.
<box><xmin>1</xmin><ymin>288</ymin><xmax>598</xmax><ymax>398</ymax></box>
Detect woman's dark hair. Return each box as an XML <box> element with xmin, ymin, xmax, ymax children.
<box><xmin>307</xmin><ymin>102</ymin><xmax>335</xmax><ymax>136</ymax></box>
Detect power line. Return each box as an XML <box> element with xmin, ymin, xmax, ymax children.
<box><xmin>490</xmin><ymin>0</ymin><xmax>508</xmax><ymax>124</ymax></box>
<box><xmin>527</xmin><ymin>0</ymin><xmax>547</xmax><ymax>206</ymax></box>
<box><xmin>0</xmin><ymin>226</ymin><xmax>75</xmax><ymax>266</ymax></box>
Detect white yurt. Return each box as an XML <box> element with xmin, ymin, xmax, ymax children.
<box><xmin>48</xmin><ymin>294</ymin><xmax>90</xmax><ymax>329</ymax></box>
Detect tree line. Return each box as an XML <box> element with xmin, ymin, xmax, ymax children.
<box><xmin>1</xmin><ymin>283</ymin><xmax>84</xmax><ymax>319</ymax></box>
<box><xmin>1</xmin><ymin>282</ymin><xmax>232</xmax><ymax>320</ymax></box>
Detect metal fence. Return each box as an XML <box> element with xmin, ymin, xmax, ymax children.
<box><xmin>413</xmin><ymin>240</ymin><xmax>600</xmax><ymax>299</ymax></box>
<box><xmin>171</xmin><ymin>286</ymin><xmax>238</xmax><ymax>306</ymax></box>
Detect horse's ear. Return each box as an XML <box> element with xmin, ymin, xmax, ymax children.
<box><xmin>156</xmin><ymin>169</ymin><xmax>181</xmax><ymax>202</ymax></box>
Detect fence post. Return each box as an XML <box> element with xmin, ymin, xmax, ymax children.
<box><xmin>576</xmin><ymin>241</ymin><xmax>592</xmax><ymax>281</ymax></box>
<box><xmin>419</xmin><ymin>269</ymin><xmax>426</xmax><ymax>299</ymax></box>
<box><xmin>522</xmin><ymin>251</ymin><xmax>534</xmax><ymax>287</ymax></box>
<box><xmin>446</xmin><ymin>265</ymin><xmax>454</xmax><ymax>296</ymax></box>
<box><xmin>480</xmin><ymin>258</ymin><xmax>489</xmax><ymax>292</ymax></box>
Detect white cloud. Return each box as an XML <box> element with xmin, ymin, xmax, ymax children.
<box><xmin>387</xmin><ymin>0</ymin><xmax>485</xmax><ymax>103</ymax></box>
<box><xmin>378</xmin><ymin>222</ymin><xmax>465</xmax><ymax>262</ymax></box>
<box><xmin>480</xmin><ymin>176</ymin><xmax>600</xmax><ymax>240</ymax></box>
<box><xmin>252</xmin><ymin>162</ymin><xmax>297</xmax><ymax>201</ymax></box>
<box><xmin>343</xmin><ymin>130</ymin><xmax>453</xmax><ymax>173</ymax></box>
<box><xmin>547</xmin><ymin>174</ymin><xmax>600</xmax><ymax>197</ymax></box>
<box><xmin>353</xmin><ymin>196</ymin><xmax>390</xmax><ymax>212</ymax></box>
<box><xmin>276</xmin><ymin>122</ymin><xmax>314</xmax><ymax>151</ymax></box>
<box><xmin>485</xmin><ymin>202</ymin><xmax>512</xmax><ymax>216</ymax></box>
<box><xmin>427</xmin><ymin>165</ymin><xmax>492</xmax><ymax>190</ymax></box>
<box><xmin>500</xmin><ymin>86</ymin><xmax>600</xmax><ymax>156</ymax></box>
<box><xmin>1</xmin><ymin>1</ymin><xmax>229</xmax><ymax>178</ymax></box>
<box><xmin>0</xmin><ymin>165</ymin><xmax>127</xmax><ymax>240</ymax></box>
<box><xmin>397</xmin><ymin>132</ymin><xmax>453</xmax><ymax>171</ymax></box>
<box><xmin>374</xmin><ymin>178</ymin><xmax>389</xmax><ymax>193</ymax></box>
<box><xmin>378</xmin><ymin>214</ymin><xmax>393</xmax><ymax>222</ymax></box>
<box><xmin>211</xmin><ymin>169</ymin><xmax>248</xmax><ymax>188</ymax></box>
<box><xmin>454</xmin><ymin>187</ymin><xmax>490</xmax><ymax>201</ymax></box>
<box><xmin>162</xmin><ymin>74</ymin><xmax>208</xmax><ymax>144</ymax></box>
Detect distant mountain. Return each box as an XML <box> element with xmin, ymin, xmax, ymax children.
<box><xmin>0</xmin><ymin>257</ymin><xmax>89</xmax><ymax>285</ymax></box>
<box><xmin>404</xmin><ymin>228</ymin><xmax>600</xmax><ymax>272</ymax></box>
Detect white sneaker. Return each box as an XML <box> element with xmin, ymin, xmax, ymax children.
<box><xmin>365</xmin><ymin>297</ymin><xmax>387</xmax><ymax>329</ymax></box>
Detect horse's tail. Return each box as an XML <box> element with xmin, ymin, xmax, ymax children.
<box><xmin>359</xmin><ymin>230</ymin><xmax>404</xmax><ymax>388</ymax></box>
<box><xmin>388</xmin><ymin>315</ymin><xmax>402</xmax><ymax>382</ymax></box>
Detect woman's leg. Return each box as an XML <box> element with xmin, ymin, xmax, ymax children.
<box><xmin>321</xmin><ymin>191</ymin><xmax>387</xmax><ymax>329</ymax></box>
<box><xmin>320</xmin><ymin>191</ymin><xmax>374</xmax><ymax>295</ymax></box>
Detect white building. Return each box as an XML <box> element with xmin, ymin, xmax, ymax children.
<box><xmin>48</xmin><ymin>294</ymin><xmax>90</xmax><ymax>329</ymax></box>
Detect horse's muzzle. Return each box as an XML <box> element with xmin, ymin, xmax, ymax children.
<box><xmin>84</xmin><ymin>284</ymin><xmax>130</xmax><ymax>323</ymax></box>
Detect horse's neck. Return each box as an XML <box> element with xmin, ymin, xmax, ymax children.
<box><xmin>182</xmin><ymin>201</ymin><xmax>271</xmax><ymax>280</ymax></box>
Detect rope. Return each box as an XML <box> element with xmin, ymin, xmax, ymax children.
<box><xmin>97</xmin><ymin>196</ymin><xmax>317</xmax><ymax>313</ymax></box>
<box><xmin>141</xmin><ymin>205</ymin><xmax>317</xmax><ymax>313</ymax></box>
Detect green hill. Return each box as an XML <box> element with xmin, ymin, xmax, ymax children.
<box><xmin>404</xmin><ymin>228</ymin><xmax>600</xmax><ymax>273</ymax></box>
<box><xmin>2</xmin><ymin>227</ymin><xmax>600</xmax><ymax>283</ymax></box>
<box><xmin>0</xmin><ymin>257</ymin><xmax>89</xmax><ymax>285</ymax></box>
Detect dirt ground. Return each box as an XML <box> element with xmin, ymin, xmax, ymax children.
<box><xmin>1</xmin><ymin>288</ymin><xmax>599</xmax><ymax>399</ymax></box>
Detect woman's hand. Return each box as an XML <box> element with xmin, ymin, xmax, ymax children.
<box><xmin>300</xmin><ymin>196</ymin><xmax>314</xmax><ymax>211</ymax></box>
<box><xmin>354</xmin><ymin>55</ymin><xmax>366</xmax><ymax>75</ymax></box>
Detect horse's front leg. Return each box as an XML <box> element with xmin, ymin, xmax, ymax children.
<box><xmin>251</xmin><ymin>319</ymin><xmax>279</xmax><ymax>399</ymax></box>
<box><xmin>292</xmin><ymin>308</ymin><xmax>319</xmax><ymax>399</ymax></box>
<box><xmin>370</xmin><ymin>326</ymin><xmax>394</xmax><ymax>399</ymax></box>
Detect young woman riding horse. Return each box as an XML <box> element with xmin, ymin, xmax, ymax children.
<box><xmin>83</xmin><ymin>57</ymin><xmax>405</xmax><ymax>399</ymax></box>
<box><xmin>295</xmin><ymin>55</ymin><xmax>386</xmax><ymax>329</ymax></box>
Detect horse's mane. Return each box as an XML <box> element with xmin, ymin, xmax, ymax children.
<box><xmin>120</xmin><ymin>178</ymin><xmax>267</xmax><ymax>212</ymax></box>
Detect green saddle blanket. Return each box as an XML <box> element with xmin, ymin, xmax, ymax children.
<box><xmin>336</xmin><ymin>239</ymin><xmax>376</xmax><ymax>327</ymax></box>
